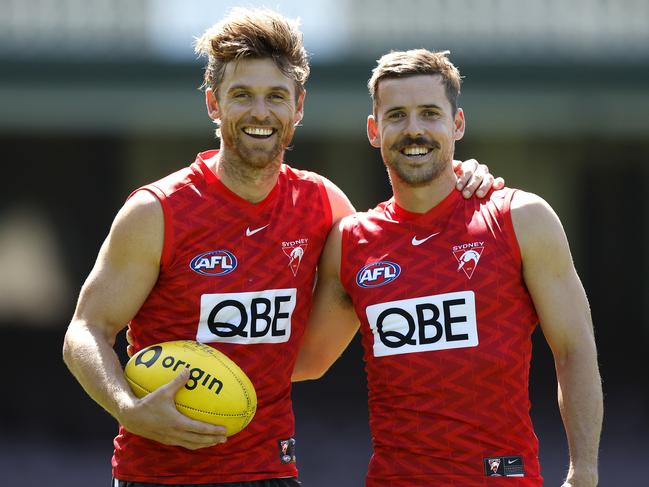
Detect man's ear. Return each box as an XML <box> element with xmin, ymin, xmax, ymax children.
<box><xmin>367</xmin><ymin>114</ymin><xmax>381</xmax><ymax>148</ymax></box>
<box><xmin>454</xmin><ymin>108</ymin><xmax>465</xmax><ymax>141</ymax></box>
<box><xmin>206</xmin><ymin>88</ymin><xmax>220</xmax><ymax>123</ymax></box>
<box><xmin>294</xmin><ymin>90</ymin><xmax>306</xmax><ymax>126</ymax></box>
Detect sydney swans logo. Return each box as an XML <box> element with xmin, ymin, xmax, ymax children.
<box><xmin>452</xmin><ymin>242</ymin><xmax>485</xmax><ymax>279</ymax></box>
<box><xmin>282</xmin><ymin>238</ymin><xmax>308</xmax><ymax>276</ymax></box>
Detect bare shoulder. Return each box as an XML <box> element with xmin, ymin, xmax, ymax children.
<box><xmin>317</xmin><ymin>211</ymin><xmax>355</xmax><ymax>281</ymax></box>
<box><xmin>338</xmin><ymin>212</ymin><xmax>358</xmax><ymax>231</ymax></box>
<box><xmin>511</xmin><ymin>190</ymin><xmax>565</xmax><ymax>242</ymax></box>
<box><xmin>117</xmin><ymin>190</ymin><xmax>162</xmax><ymax>228</ymax></box>
<box><xmin>510</xmin><ymin>190</ymin><xmax>571</xmax><ymax>266</ymax></box>
<box><xmin>329</xmin><ymin>212</ymin><xmax>361</xmax><ymax>245</ymax></box>
<box><xmin>105</xmin><ymin>190</ymin><xmax>164</xmax><ymax>266</ymax></box>
<box><xmin>319</xmin><ymin>175</ymin><xmax>356</xmax><ymax>223</ymax></box>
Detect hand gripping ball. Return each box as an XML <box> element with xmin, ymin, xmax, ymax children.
<box><xmin>125</xmin><ymin>340</ymin><xmax>257</xmax><ymax>436</ymax></box>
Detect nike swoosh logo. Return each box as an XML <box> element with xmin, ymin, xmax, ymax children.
<box><xmin>507</xmin><ymin>459</ymin><xmax>518</xmax><ymax>464</ymax></box>
<box><xmin>245</xmin><ymin>224</ymin><xmax>269</xmax><ymax>237</ymax></box>
<box><xmin>411</xmin><ymin>231</ymin><xmax>440</xmax><ymax>246</ymax></box>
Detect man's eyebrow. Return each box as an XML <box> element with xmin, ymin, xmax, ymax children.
<box><xmin>227</xmin><ymin>84</ymin><xmax>291</xmax><ymax>93</ymax></box>
<box><xmin>383</xmin><ymin>105</ymin><xmax>405</xmax><ymax>114</ymax></box>
<box><xmin>383</xmin><ymin>103</ymin><xmax>443</xmax><ymax>114</ymax></box>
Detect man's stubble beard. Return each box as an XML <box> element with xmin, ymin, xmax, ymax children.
<box><xmin>385</xmin><ymin>139</ymin><xmax>455</xmax><ymax>188</ymax></box>
<box><xmin>220</xmin><ymin>122</ymin><xmax>296</xmax><ymax>172</ymax></box>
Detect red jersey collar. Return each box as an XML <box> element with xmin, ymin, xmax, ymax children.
<box><xmin>193</xmin><ymin>150</ymin><xmax>281</xmax><ymax>209</ymax></box>
<box><xmin>386</xmin><ymin>187</ymin><xmax>463</xmax><ymax>223</ymax></box>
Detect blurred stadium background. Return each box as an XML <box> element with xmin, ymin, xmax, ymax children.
<box><xmin>1</xmin><ymin>0</ymin><xmax>647</xmax><ymax>485</ymax></box>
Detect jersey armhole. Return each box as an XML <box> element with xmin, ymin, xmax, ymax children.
<box><xmin>338</xmin><ymin>216</ymin><xmax>356</xmax><ymax>293</ymax></box>
<box><xmin>128</xmin><ymin>185</ymin><xmax>174</xmax><ymax>270</ymax></box>
<box><xmin>315</xmin><ymin>175</ymin><xmax>333</xmax><ymax>234</ymax></box>
<box><xmin>501</xmin><ymin>188</ymin><xmax>523</xmax><ymax>266</ymax></box>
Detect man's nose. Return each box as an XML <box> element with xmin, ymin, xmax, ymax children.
<box><xmin>403</xmin><ymin>113</ymin><xmax>424</xmax><ymax>137</ymax></box>
<box><xmin>250</xmin><ymin>95</ymin><xmax>270</xmax><ymax>120</ymax></box>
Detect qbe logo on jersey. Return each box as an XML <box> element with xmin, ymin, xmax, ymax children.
<box><xmin>366</xmin><ymin>290</ymin><xmax>478</xmax><ymax>357</ymax></box>
<box><xmin>196</xmin><ymin>288</ymin><xmax>297</xmax><ymax>344</ymax></box>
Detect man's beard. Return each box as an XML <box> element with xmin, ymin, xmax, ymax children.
<box><xmin>385</xmin><ymin>136</ymin><xmax>454</xmax><ymax>187</ymax></box>
<box><xmin>221</xmin><ymin>122</ymin><xmax>296</xmax><ymax>170</ymax></box>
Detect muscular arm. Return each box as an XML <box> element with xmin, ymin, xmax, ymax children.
<box><xmin>512</xmin><ymin>192</ymin><xmax>603</xmax><ymax>487</ymax></box>
<box><xmin>62</xmin><ymin>191</ymin><xmax>226</xmax><ymax>449</ymax></box>
<box><xmin>291</xmin><ymin>179</ymin><xmax>358</xmax><ymax>381</ymax></box>
<box><xmin>293</xmin><ymin>218</ymin><xmax>359</xmax><ymax>381</ymax></box>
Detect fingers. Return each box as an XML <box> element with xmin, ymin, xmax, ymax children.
<box><xmin>125</xmin><ymin>328</ymin><xmax>135</xmax><ymax>357</ymax></box>
<box><xmin>456</xmin><ymin>160</ymin><xmax>504</xmax><ymax>199</ymax></box>
<box><xmin>148</xmin><ymin>368</ymin><xmax>191</xmax><ymax>403</ymax></box>
<box><xmin>153</xmin><ymin>369</ymin><xmax>228</xmax><ymax>436</ymax></box>
<box><xmin>121</xmin><ymin>366</ymin><xmax>229</xmax><ymax>450</ymax></box>
<box><xmin>176</xmin><ymin>434</ymin><xmax>227</xmax><ymax>450</ymax></box>
<box><xmin>458</xmin><ymin>162</ymin><xmax>488</xmax><ymax>198</ymax></box>
<box><xmin>125</xmin><ymin>327</ymin><xmax>134</xmax><ymax>345</ymax></box>
<box><xmin>182</xmin><ymin>417</ymin><xmax>227</xmax><ymax>436</ymax></box>
<box><xmin>473</xmin><ymin>170</ymin><xmax>493</xmax><ymax>198</ymax></box>
<box><xmin>147</xmin><ymin>369</ymin><xmax>229</xmax><ymax>448</ymax></box>
<box><xmin>454</xmin><ymin>159</ymin><xmax>479</xmax><ymax>190</ymax></box>
<box><xmin>167</xmin><ymin>432</ymin><xmax>227</xmax><ymax>450</ymax></box>
<box><xmin>171</xmin><ymin>419</ymin><xmax>228</xmax><ymax>449</ymax></box>
<box><xmin>158</xmin><ymin>423</ymin><xmax>228</xmax><ymax>450</ymax></box>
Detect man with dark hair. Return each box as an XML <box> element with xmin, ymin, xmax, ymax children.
<box><xmin>62</xmin><ymin>9</ymin><xmax>500</xmax><ymax>486</ymax></box>
<box><xmin>294</xmin><ymin>49</ymin><xmax>603</xmax><ymax>487</ymax></box>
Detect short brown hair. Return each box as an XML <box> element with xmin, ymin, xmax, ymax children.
<box><xmin>194</xmin><ymin>8</ymin><xmax>310</xmax><ymax>97</ymax></box>
<box><xmin>368</xmin><ymin>49</ymin><xmax>462</xmax><ymax>114</ymax></box>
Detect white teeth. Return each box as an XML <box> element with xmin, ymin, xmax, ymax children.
<box><xmin>403</xmin><ymin>146</ymin><xmax>429</xmax><ymax>156</ymax></box>
<box><xmin>244</xmin><ymin>127</ymin><xmax>273</xmax><ymax>136</ymax></box>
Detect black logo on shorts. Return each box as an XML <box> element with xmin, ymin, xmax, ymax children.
<box><xmin>278</xmin><ymin>438</ymin><xmax>296</xmax><ymax>464</ymax></box>
<box><xmin>484</xmin><ymin>455</ymin><xmax>524</xmax><ymax>477</ymax></box>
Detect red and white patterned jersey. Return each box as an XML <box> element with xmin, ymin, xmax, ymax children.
<box><xmin>340</xmin><ymin>188</ymin><xmax>542</xmax><ymax>486</ymax></box>
<box><xmin>113</xmin><ymin>150</ymin><xmax>332</xmax><ymax>484</ymax></box>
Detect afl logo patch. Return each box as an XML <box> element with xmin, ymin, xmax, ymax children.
<box><xmin>356</xmin><ymin>261</ymin><xmax>401</xmax><ymax>288</ymax></box>
<box><xmin>190</xmin><ymin>250</ymin><xmax>238</xmax><ymax>276</ymax></box>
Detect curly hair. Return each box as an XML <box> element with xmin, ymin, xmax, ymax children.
<box><xmin>195</xmin><ymin>8</ymin><xmax>310</xmax><ymax>98</ymax></box>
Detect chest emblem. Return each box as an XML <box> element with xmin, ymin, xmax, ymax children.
<box><xmin>190</xmin><ymin>250</ymin><xmax>238</xmax><ymax>276</ymax></box>
<box><xmin>282</xmin><ymin>238</ymin><xmax>308</xmax><ymax>276</ymax></box>
<box><xmin>356</xmin><ymin>261</ymin><xmax>401</xmax><ymax>288</ymax></box>
<box><xmin>452</xmin><ymin>242</ymin><xmax>485</xmax><ymax>279</ymax></box>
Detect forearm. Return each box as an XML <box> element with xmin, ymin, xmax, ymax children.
<box><xmin>62</xmin><ymin>320</ymin><xmax>135</xmax><ymax>421</ymax></box>
<box><xmin>292</xmin><ymin>347</ymin><xmax>336</xmax><ymax>382</ymax></box>
<box><xmin>555</xmin><ymin>342</ymin><xmax>603</xmax><ymax>486</ymax></box>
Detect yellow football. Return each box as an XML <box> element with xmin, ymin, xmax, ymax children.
<box><xmin>124</xmin><ymin>340</ymin><xmax>257</xmax><ymax>437</ymax></box>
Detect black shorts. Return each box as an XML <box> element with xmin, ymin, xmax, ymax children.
<box><xmin>112</xmin><ymin>478</ymin><xmax>301</xmax><ymax>487</ymax></box>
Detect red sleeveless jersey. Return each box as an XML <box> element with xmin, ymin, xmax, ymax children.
<box><xmin>113</xmin><ymin>150</ymin><xmax>332</xmax><ymax>484</ymax></box>
<box><xmin>340</xmin><ymin>188</ymin><xmax>542</xmax><ymax>486</ymax></box>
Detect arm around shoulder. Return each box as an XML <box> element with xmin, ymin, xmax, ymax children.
<box><xmin>292</xmin><ymin>217</ymin><xmax>359</xmax><ymax>381</ymax></box>
<box><xmin>320</xmin><ymin>175</ymin><xmax>356</xmax><ymax>224</ymax></box>
<box><xmin>511</xmin><ymin>191</ymin><xmax>603</xmax><ymax>487</ymax></box>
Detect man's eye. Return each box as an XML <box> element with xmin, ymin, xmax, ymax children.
<box><xmin>388</xmin><ymin>112</ymin><xmax>405</xmax><ymax>120</ymax></box>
